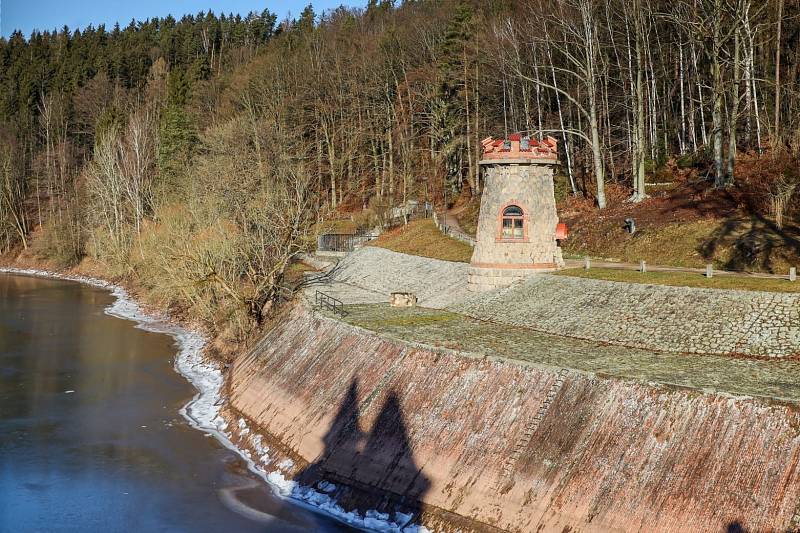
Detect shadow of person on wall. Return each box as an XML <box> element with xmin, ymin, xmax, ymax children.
<box><xmin>299</xmin><ymin>379</ymin><xmax>364</xmax><ymax>483</ymax></box>
<box><xmin>296</xmin><ymin>380</ymin><xmax>430</xmax><ymax>528</ymax></box>
<box><xmin>726</xmin><ymin>521</ymin><xmax>747</xmax><ymax>533</ymax></box>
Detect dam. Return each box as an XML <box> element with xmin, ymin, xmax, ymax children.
<box><xmin>220</xmin><ymin>247</ymin><xmax>800</xmax><ymax>532</ymax></box>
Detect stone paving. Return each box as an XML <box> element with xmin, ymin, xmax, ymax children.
<box><xmin>312</xmin><ymin>247</ymin><xmax>800</xmax><ymax>358</ymax></box>
<box><xmin>303</xmin><ymin>277</ymin><xmax>388</xmax><ymax>305</ymax></box>
<box><xmin>320</xmin><ymin>303</ymin><xmax>800</xmax><ymax>402</ymax></box>
<box><xmin>314</xmin><ymin>247</ymin><xmax>469</xmax><ymax>308</ymax></box>
<box><xmin>452</xmin><ymin>275</ymin><xmax>800</xmax><ymax>358</ymax></box>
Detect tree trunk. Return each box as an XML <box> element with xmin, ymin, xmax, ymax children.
<box><xmin>774</xmin><ymin>0</ymin><xmax>783</xmax><ymax>148</ymax></box>
<box><xmin>727</xmin><ymin>27</ymin><xmax>740</xmax><ymax>183</ymax></box>
<box><xmin>633</xmin><ymin>11</ymin><xmax>647</xmax><ymax>202</ymax></box>
<box><xmin>589</xmin><ymin>97</ymin><xmax>606</xmax><ymax>208</ymax></box>
<box><xmin>712</xmin><ymin>0</ymin><xmax>726</xmax><ymax>187</ymax></box>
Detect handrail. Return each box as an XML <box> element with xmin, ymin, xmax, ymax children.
<box><xmin>317</xmin><ymin>232</ymin><xmax>379</xmax><ymax>253</ymax></box>
<box><xmin>315</xmin><ymin>290</ymin><xmax>346</xmax><ymax>317</ymax></box>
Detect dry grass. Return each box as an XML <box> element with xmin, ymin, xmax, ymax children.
<box><xmin>563</xmin><ymin>218</ymin><xmax>722</xmax><ymax>267</ymax></box>
<box><xmin>284</xmin><ymin>261</ymin><xmax>317</xmax><ymax>287</ymax></box>
<box><xmin>560</xmin><ymin>175</ymin><xmax>800</xmax><ymax>274</ymax></box>
<box><xmin>317</xmin><ymin>219</ymin><xmax>360</xmax><ymax>235</ymax></box>
<box><xmin>369</xmin><ymin>219</ymin><xmax>473</xmax><ymax>263</ymax></box>
<box><xmin>556</xmin><ymin>267</ymin><xmax>800</xmax><ymax>293</ymax></box>
<box><xmin>563</xmin><ymin>216</ymin><xmax>800</xmax><ymax>274</ymax></box>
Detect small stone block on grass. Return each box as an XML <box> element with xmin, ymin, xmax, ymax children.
<box><xmin>390</xmin><ymin>292</ymin><xmax>418</xmax><ymax>307</ymax></box>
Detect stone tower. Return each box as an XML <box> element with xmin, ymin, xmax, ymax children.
<box><xmin>468</xmin><ymin>134</ymin><xmax>567</xmax><ymax>292</ymax></box>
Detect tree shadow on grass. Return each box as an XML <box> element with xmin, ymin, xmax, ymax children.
<box><xmin>296</xmin><ymin>379</ymin><xmax>430</xmax><ymax>527</ymax></box>
<box><xmin>696</xmin><ymin>203</ymin><xmax>800</xmax><ymax>273</ymax></box>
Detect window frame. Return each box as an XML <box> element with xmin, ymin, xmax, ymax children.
<box><xmin>496</xmin><ymin>202</ymin><xmax>529</xmax><ymax>243</ymax></box>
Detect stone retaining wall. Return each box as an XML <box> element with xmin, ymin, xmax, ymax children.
<box><xmin>229</xmin><ymin>302</ymin><xmax>800</xmax><ymax>532</ymax></box>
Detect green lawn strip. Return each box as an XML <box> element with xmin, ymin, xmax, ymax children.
<box><xmin>555</xmin><ymin>267</ymin><xmax>800</xmax><ymax>294</ymax></box>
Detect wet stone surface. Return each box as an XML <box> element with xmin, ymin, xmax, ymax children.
<box><xmin>322</xmin><ymin>303</ymin><xmax>800</xmax><ymax>403</ymax></box>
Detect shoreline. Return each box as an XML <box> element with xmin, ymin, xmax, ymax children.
<box><xmin>0</xmin><ymin>266</ymin><xmax>427</xmax><ymax>533</ymax></box>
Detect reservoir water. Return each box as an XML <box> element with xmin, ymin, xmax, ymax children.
<box><xmin>0</xmin><ymin>273</ymin><xmax>352</xmax><ymax>532</ymax></box>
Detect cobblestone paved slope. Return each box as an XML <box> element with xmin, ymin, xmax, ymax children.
<box><xmin>328</xmin><ymin>304</ymin><xmax>800</xmax><ymax>401</ymax></box>
<box><xmin>452</xmin><ymin>275</ymin><xmax>800</xmax><ymax>357</ymax></box>
<box><xmin>322</xmin><ymin>247</ymin><xmax>469</xmax><ymax>308</ymax></box>
<box><xmin>319</xmin><ymin>247</ymin><xmax>800</xmax><ymax>357</ymax></box>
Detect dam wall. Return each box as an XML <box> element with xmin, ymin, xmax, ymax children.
<box><xmin>228</xmin><ymin>301</ymin><xmax>800</xmax><ymax>532</ymax></box>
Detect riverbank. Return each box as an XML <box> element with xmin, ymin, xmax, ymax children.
<box><xmin>0</xmin><ymin>259</ymin><xmax>423</xmax><ymax>532</ymax></box>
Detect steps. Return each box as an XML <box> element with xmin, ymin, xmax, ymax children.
<box><xmin>494</xmin><ymin>370</ymin><xmax>568</xmax><ymax>492</ymax></box>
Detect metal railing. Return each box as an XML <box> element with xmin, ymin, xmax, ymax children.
<box><xmin>385</xmin><ymin>201</ymin><xmax>433</xmax><ymax>230</ymax></box>
<box><xmin>433</xmin><ymin>212</ymin><xmax>476</xmax><ymax>247</ymax></box>
<box><xmin>315</xmin><ymin>290</ymin><xmax>346</xmax><ymax>317</ymax></box>
<box><xmin>317</xmin><ymin>232</ymin><xmax>378</xmax><ymax>253</ymax></box>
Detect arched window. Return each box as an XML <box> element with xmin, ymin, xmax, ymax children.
<box><xmin>501</xmin><ymin>205</ymin><xmax>525</xmax><ymax>240</ymax></box>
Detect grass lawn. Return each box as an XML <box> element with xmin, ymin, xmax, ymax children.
<box><xmin>556</xmin><ymin>267</ymin><xmax>800</xmax><ymax>293</ymax></box>
<box><xmin>369</xmin><ymin>219</ymin><xmax>473</xmax><ymax>263</ymax></box>
<box><xmin>562</xmin><ymin>218</ymin><xmax>724</xmax><ymax>268</ymax></box>
<box><xmin>316</xmin><ymin>218</ymin><xmax>360</xmax><ymax>234</ymax></box>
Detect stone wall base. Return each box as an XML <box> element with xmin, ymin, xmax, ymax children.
<box><xmin>467</xmin><ymin>265</ymin><xmax>557</xmax><ymax>292</ymax></box>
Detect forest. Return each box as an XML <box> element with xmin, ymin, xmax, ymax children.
<box><xmin>0</xmin><ymin>0</ymin><xmax>798</xmax><ymax>341</ymax></box>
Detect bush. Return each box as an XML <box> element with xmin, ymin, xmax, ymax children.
<box><xmin>131</xmin><ymin>203</ymin><xmax>253</xmax><ymax>338</ymax></box>
<box><xmin>35</xmin><ymin>203</ymin><xmax>85</xmax><ymax>268</ymax></box>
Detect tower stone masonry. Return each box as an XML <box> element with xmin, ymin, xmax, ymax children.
<box><xmin>468</xmin><ymin>134</ymin><xmax>567</xmax><ymax>292</ymax></box>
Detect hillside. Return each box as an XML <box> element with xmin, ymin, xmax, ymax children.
<box><xmin>1</xmin><ymin>0</ymin><xmax>798</xmax><ymax>344</ymax></box>
<box><xmin>437</xmin><ymin>154</ymin><xmax>799</xmax><ymax>275</ymax></box>
<box><xmin>559</xmin><ymin>161</ymin><xmax>800</xmax><ymax>274</ymax></box>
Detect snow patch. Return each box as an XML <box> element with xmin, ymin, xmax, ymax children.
<box><xmin>277</xmin><ymin>458</ymin><xmax>295</xmax><ymax>471</ymax></box>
